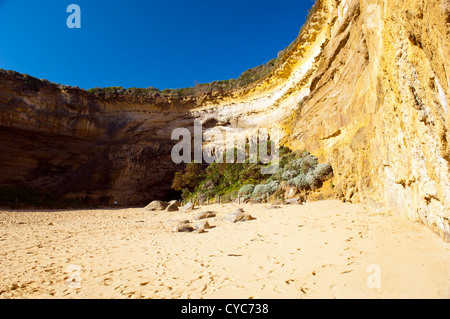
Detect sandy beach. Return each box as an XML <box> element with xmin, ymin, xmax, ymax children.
<box><xmin>0</xmin><ymin>200</ymin><xmax>449</xmax><ymax>299</ymax></box>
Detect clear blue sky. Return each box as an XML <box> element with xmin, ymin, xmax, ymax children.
<box><xmin>0</xmin><ymin>0</ymin><xmax>315</xmax><ymax>90</ymax></box>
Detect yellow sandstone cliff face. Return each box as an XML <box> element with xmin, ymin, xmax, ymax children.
<box><xmin>0</xmin><ymin>0</ymin><xmax>449</xmax><ymax>240</ymax></box>
<box><xmin>298</xmin><ymin>0</ymin><xmax>450</xmax><ymax>242</ymax></box>
<box><xmin>192</xmin><ymin>0</ymin><xmax>450</xmax><ymax>241</ymax></box>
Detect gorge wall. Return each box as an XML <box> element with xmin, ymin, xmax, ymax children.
<box><xmin>0</xmin><ymin>0</ymin><xmax>449</xmax><ymax>241</ymax></box>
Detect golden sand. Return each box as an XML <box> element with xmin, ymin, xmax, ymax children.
<box><xmin>0</xmin><ymin>200</ymin><xmax>449</xmax><ymax>299</ymax></box>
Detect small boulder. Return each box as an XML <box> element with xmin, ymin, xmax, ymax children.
<box><xmin>166</xmin><ymin>202</ymin><xmax>179</xmax><ymax>212</ymax></box>
<box><xmin>145</xmin><ymin>200</ymin><xmax>168</xmax><ymax>211</ymax></box>
<box><xmin>182</xmin><ymin>202</ymin><xmax>195</xmax><ymax>211</ymax></box>
<box><xmin>223</xmin><ymin>212</ymin><xmax>255</xmax><ymax>223</ymax></box>
<box><xmin>194</xmin><ymin>220</ymin><xmax>212</xmax><ymax>230</ymax></box>
<box><xmin>193</xmin><ymin>211</ymin><xmax>216</xmax><ymax>220</ymax></box>
<box><xmin>173</xmin><ymin>223</ymin><xmax>194</xmax><ymax>233</ymax></box>
<box><xmin>168</xmin><ymin>200</ymin><xmax>180</xmax><ymax>207</ymax></box>
<box><xmin>286</xmin><ymin>187</ymin><xmax>298</xmax><ymax>199</ymax></box>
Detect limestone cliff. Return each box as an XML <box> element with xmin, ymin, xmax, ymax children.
<box><xmin>0</xmin><ymin>0</ymin><xmax>449</xmax><ymax>240</ymax></box>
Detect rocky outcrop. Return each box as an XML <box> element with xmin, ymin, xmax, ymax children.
<box><xmin>0</xmin><ymin>0</ymin><xmax>449</xmax><ymax>240</ymax></box>
<box><xmin>0</xmin><ymin>70</ymin><xmax>195</xmax><ymax>205</ymax></box>
<box><xmin>282</xmin><ymin>0</ymin><xmax>450</xmax><ymax>241</ymax></box>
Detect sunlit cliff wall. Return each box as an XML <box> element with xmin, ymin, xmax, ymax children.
<box><xmin>193</xmin><ymin>0</ymin><xmax>450</xmax><ymax>241</ymax></box>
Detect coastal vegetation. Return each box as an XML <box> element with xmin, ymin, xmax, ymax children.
<box><xmin>171</xmin><ymin>144</ymin><xmax>333</xmax><ymax>203</ymax></box>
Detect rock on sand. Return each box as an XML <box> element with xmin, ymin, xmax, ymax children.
<box><xmin>193</xmin><ymin>211</ymin><xmax>216</xmax><ymax>220</ymax></box>
<box><xmin>173</xmin><ymin>223</ymin><xmax>194</xmax><ymax>233</ymax></box>
<box><xmin>182</xmin><ymin>202</ymin><xmax>195</xmax><ymax>211</ymax></box>
<box><xmin>145</xmin><ymin>200</ymin><xmax>168</xmax><ymax>211</ymax></box>
<box><xmin>194</xmin><ymin>220</ymin><xmax>212</xmax><ymax>230</ymax></box>
<box><xmin>223</xmin><ymin>212</ymin><xmax>255</xmax><ymax>223</ymax></box>
<box><xmin>166</xmin><ymin>202</ymin><xmax>179</xmax><ymax>212</ymax></box>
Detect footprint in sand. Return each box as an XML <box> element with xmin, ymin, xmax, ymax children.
<box><xmin>340</xmin><ymin>269</ymin><xmax>353</xmax><ymax>274</ymax></box>
<box><xmin>102</xmin><ymin>277</ymin><xmax>113</xmax><ymax>286</ymax></box>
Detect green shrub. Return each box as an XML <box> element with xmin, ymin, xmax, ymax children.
<box><xmin>197</xmin><ymin>179</ymin><xmax>216</xmax><ymax>199</ymax></box>
<box><xmin>171</xmin><ymin>141</ymin><xmax>333</xmax><ymax>201</ymax></box>
<box><xmin>252</xmin><ymin>181</ymin><xmax>279</xmax><ymax>198</ymax></box>
<box><xmin>288</xmin><ymin>173</ymin><xmax>309</xmax><ymax>189</ymax></box>
<box><xmin>313</xmin><ymin>163</ymin><xmax>333</xmax><ymax>181</ymax></box>
<box><xmin>239</xmin><ymin>184</ymin><xmax>255</xmax><ymax>196</ymax></box>
<box><xmin>161</xmin><ymin>88</ymin><xmax>179</xmax><ymax>96</ymax></box>
<box><xmin>302</xmin><ymin>154</ymin><xmax>318</xmax><ymax>168</ymax></box>
<box><xmin>281</xmin><ymin>170</ymin><xmax>297</xmax><ymax>180</ymax></box>
<box><xmin>289</xmin><ymin>154</ymin><xmax>318</xmax><ymax>175</ymax></box>
<box><xmin>306</xmin><ymin>171</ymin><xmax>322</xmax><ymax>190</ymax></box>
<box><xmin>126</xmin><ymin>87</ymin><xmax>150</xmax><ymax>95</ymax></box>
<box><xmin>87</xmin><ymin>86</ymin><xmax>125</xmax><ymax>95</ymax></box>
<box><xmin>171</xmin><ymin>162</ymin><xmax>206</xmax><ymax>192</ymax></box>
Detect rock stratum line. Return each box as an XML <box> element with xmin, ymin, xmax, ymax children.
<box><xmin>0</xmin><ymin>0</ymin><xmax>449</xmax><ymax>240</ymax></box>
